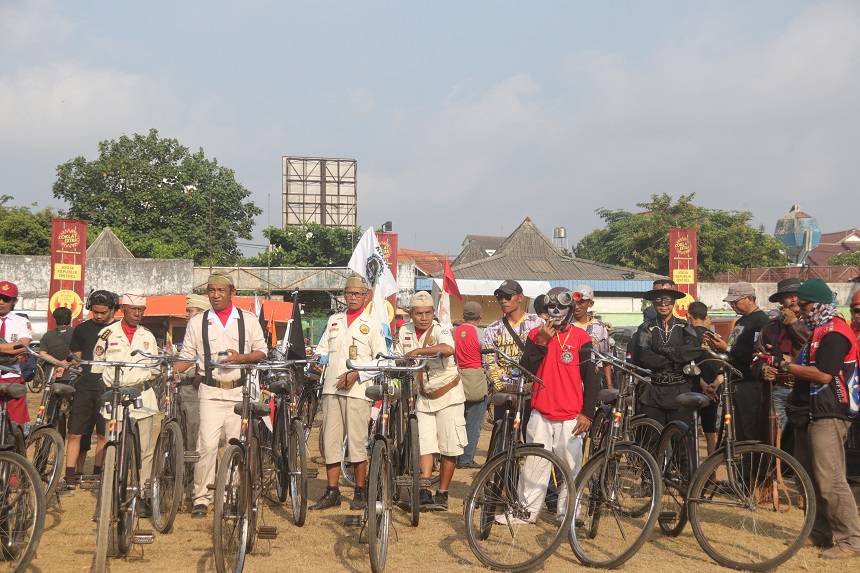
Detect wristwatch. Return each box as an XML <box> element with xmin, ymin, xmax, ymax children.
<box><xmin>779</xmin><ymin>361</ymin><xmax>791</xmax><ymax>374</ymax></box>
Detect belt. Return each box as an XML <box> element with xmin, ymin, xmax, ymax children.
<box><xmin>651</xmin><ymin>372</ymin><xmax>688</xmax><ymax>386</ymax></box>
<box><xmin>195</xmin><ymin>375</ymin><xmax>242</xmax><ymax>390</ymax></box>
<box><xmin>419</xmin><ymin>376</ymin><xmax>460</xmax><ymax>400</ymax></box>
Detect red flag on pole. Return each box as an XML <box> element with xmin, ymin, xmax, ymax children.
<box><xmin>442</xmin><ymin>256</ymin><xmax>462</xmax><ymax>301</ymax></box>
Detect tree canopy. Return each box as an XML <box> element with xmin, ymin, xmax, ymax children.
<box><xmin>242</xmin><ymin>223</ymin><xmax>362</xmax><ymax>267</ymax></box>
<box><xmin>52</xmin><ymin>129</ymin><xmax>261</xmax><ymax>265</ymax></box>
<box><xmin>828</xmin><ymin>251</ymin><xmax>860</xmax><ymax>266</ymax></box>
<box><xmin>0</xmin><ymin>196</ymin><xmax>54</xmax><ymax>255</ymax></box>
<box><xmin>573</xmin><ymin>193</ymin><xmax>788</xmax><ymax>279</ymax></box>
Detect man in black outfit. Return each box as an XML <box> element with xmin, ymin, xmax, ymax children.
<box><xmin>708</xmin><ymin>282</ymin><xmax>768</xmax><ymax>443</ymax></box>
<box><xmin>39</xmin><ymin>307</ymin><xmax>74</xmax><ymax>380</ymax></box>
<box><xmin>61</xmin><ymin>290</ymin><xmax>120</xmax><ymax>491</ymax></box>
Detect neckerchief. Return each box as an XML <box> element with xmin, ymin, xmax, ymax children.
<box><xmin>803</xmin><ymin>302</ymin><xmax>838</xmax><ymax>330</ymax></box>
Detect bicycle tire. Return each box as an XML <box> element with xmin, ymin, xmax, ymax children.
<box><xmin>367</xmin><ymin>439</ymin><xmax>391</xmax><ymax>573</ymax></box>
<box><xmin>586</xmin><ymin>406</ymin><xmax>610</xmax><ymax>461</ymax></box>
<box><xmin>27</xmin><ymin>364</ymin><xmax>46</xmax><ymax>394</ymax></box>
<box><xmin>687</xmin><ymin>443</ymin><xmax>815</xmax><ymax>572</ymax></box>
<box><xmin>655</xmin><ymin>421</ymin><xmax>694</xmax><ymax>537</ymax></box>
<box><xmin>26</xmin><ymin>426</ymin><xmax>64</xmax><ymax>501</ymax></box>
<box><xmin>464</xmin><ymin>445</ymin><xmax>575</xmax><ymax>573</ymax></box>
<box><xmin>273</xmin><ymin>404</ymin><xmax>290</xmax><ymax>503</ymax></box>
<box><xmin>569</xmin><ymin>444</ymin><xmax>662</xmax><ymax>569</ymax></box>
<box><xmin>401</xmin><ymin>416</ymin><xmax>420</xmax><ymax>527</ymax></box>
<box><xmin>93</xmin><ymin>445</ymin><xmax>116</xmax><ymax>573</ymax></box>
<box><xmin>0</xmin><ymin>451</ymin><xmax>46</xmax><ymax>573</ymax></box>
<box><xmin>341</xmin><ymin>437</ymin><xmax>356</xmax><ymax>488</ymax></box>
<box><xmin>627</xmin><ymin>416</ymin><xmax>663</xmax><ymax>458</ymax></box>
<box><xmin>115</xmin><ymin>435</ymin><xmax>139</xmax><ymax>557</ymax></box>
<box><xmin>151</xmin><ymin>419</ymin><xmax>184</xmax><ymax>533</ymax></box>
<box><xmin>213</xmin><ymin>444</ymin><xmax>248</xmax><ymax>573</ymax></box>
<box><xmin>246</xmin><ymin>434</ymin><xmax>260</xmax><ymax>553</ymax></box>
<box><xmin>289</xmin><ymin>417</ymin><xmax>308</xmax><ymax>526</ymax></box>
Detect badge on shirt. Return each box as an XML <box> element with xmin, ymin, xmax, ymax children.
<box><xmin>460</xmin><ymin>331</ymin><xmax>467</xmax><ymax>338</ymax></box>
<box><xmin>360</xmin><ymin>325</ymin><xmax>369</xmax><ymax>334</ymax></box>
<box><xmin>9</xmin><ymin>335</ymin><xmax>17</xmax><ymax>342</ymax></box>
<box><xmin>25</xmin><ymin>322</ymin><xmax>31</xmax><ymax>330</ymax></box>
<box><xmin>144</xmin><ymin>341</ymin><xmax>149</xmax><ymax>350</ymax></box>
<box><xmin>332</xmin><ymin>322</ymin><xmax>339</xmax><ymax>328</ymax></box>
<box><xmin>109</xmin><ymin>342</ymin><xmax>118</xmax><ymax>346</ymax></box>
<box><xmin>427</xmin><ymin>336</ymin><xmax>436</xmax><ymax>346</ymax></box>
<box><xmin>99</xmin><ymin>331</ymin><xmax>111</xmax><ymax>341</ymax></box>
<box><xmin>95</xmin><ymin>345</ymin><xmax>105</xmax><ymax>357</ymax></box>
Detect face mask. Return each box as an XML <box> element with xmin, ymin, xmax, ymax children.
<box><xmin>545</xmin><ymin>303</ymin><xmax>573</xmax><ymax>327</ymax></box>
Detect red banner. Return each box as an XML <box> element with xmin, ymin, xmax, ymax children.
<box><xmin>669</xmin><ymin>228</ymin><xmax>697</xmax><ymax>299</ymax></box>
<box><xmin>48</xmin><ymin>219</ymin><xmax>88</xmax><ymax>329</ymax></box>
<box><xmin>375</xmin><ymin>232</ymin><xmax>398</xmax><ymax>279</ymax></box>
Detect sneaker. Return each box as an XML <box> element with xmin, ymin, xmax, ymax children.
<box><xmin>432</xmin><ymin>490</ymin><xmax>448</xmax><ymax>511</ymax></box>
<box><xmin>418</xmin><ymin>488</ymin><xmax>436</xmax><ymax>512</ymax></box>
<box><xmin>191</xmin><ymin>504</ymin><xmax>208</xmax><ymax>519</ymax></box>
<box><xmin>494</xmin><ymin>511</ymin><xmax>537</xmax><ymax>525</ymax></box>
<box><xmin>57</xmin><ymin>479</ymin><xmax>76</xmax><ymax>494</ymax></box>
<box><xmin>820</xmin><ymin>546</ymin><xmax>860</xmax><ymax>560</ymax></box>
<box><xmin>309</xmin><ymin>488</ymin><xmax>342</xmax><ymax>511</ymax></box>
<box><xmin>349</xmin><ymin>487</ymin><xmax>367</xmax><ymax>511</ymax></box>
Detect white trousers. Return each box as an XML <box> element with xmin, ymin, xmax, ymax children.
<box><xmin>520</xmin><ymin>410</ymin><xmax>584</xmax><ymax>515</ymax></box>
<box><xmin>193</xmin><ymin>384</ymin><xmax>243</xmax><ymax>506</ymax></box>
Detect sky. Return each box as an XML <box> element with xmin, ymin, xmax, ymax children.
<box><xmin>2</xmin><ymin>0</ymin><xmax>858</xmax><ymax>259</ymax></box>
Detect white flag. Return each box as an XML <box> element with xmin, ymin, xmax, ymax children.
<box><xmin>437</xmin><ymin>290</ymin><xmax>452</xmax><ymax>328</ymax></box>
<box><xmin>348</xmin><ymin>229</ymin><xmax>398</xmax><ymax>299</ymax></box>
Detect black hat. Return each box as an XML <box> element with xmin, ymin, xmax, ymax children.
<box><xmin>768</xmin><ymin>278</ymin><xmax>802</xmax><ymax>303</ymax></box>
<box><xmin>642</xmin><ymin>288</ymin><xmax>686</xmax><ymax>303</ymax></box>
<box><xmin>494</xmin><ymin>280</ymin><xmax>523</xmax><ymax>297</ymax></box>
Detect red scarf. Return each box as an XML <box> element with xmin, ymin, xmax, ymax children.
<box><xmin>346</xmin><ymin>307</ymin><xmax>363</xmax><ymax>328</ymax></box>
<box><xmin>415</xmin><ymin>328</ymin><xmax>427</xmax><ymax>340</ymax></box>
<box><xmin>121</xmin><ymin>322</ymin><xmax>137</xmax><ymax>343</ymax></box>
<box><xmin>213</xmin><ymin>304</ymin><xmax>234</xmax><ymax>327</ymax></box>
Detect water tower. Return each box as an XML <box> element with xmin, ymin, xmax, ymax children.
<box><xmin>553</xmin><ymin>227</ymin><xmax>568</xmax><ymax>251</ymax></box>
<box><xmin>774</xmin><ymin>205</ymin><xmax>821</xmax><ymax>265</ymax></box>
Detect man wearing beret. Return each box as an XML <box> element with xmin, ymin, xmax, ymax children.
<box><xmin>91</xmin><ymin>292</ymin><xmax>161</xmax><ymax>517</ymax></box>
<box><xmin>0</xmin><ymin>281</ymin><xmax>31</xmax><ymax>428</ymax></box>
<box><xmin>454</xmin><ymin>301</ymin><xmax>487</xmax><ymax>469</ymax></box>
<box><xmin>311</xmin><ymin>275</ymin><xmax>387</xmax><ymax>511</ymax></box>
<box><xmin>177</xmin><ymin>274</ymin><xmax>267</xmax><ymax>519</ymax></box>
<box><xmin>767</xmin><ymin>278</ymin><xmax>860</xmax><ymax>559</ymax></box>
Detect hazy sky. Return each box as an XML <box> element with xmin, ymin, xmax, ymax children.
<box><xmin>3</xmin><ymin>1</ymin><xmax>857</xmax><ymax>258</ymax></box>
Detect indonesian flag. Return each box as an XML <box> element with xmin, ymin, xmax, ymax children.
<box><xmin>442</xmin><ymin>256</ymin><xmax>461</xmax><ymax>301</ymax></box>
<box><xmin>437</xmin><ymin>256</ymin><xmax>460</xmax><ymax>328</ymax></box>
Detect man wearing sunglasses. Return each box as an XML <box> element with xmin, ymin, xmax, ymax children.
<box><xmin>632</xmin><ymin>288</ymin><xmax>703</xmax><ymax>426</ymax></box>
<box><xmin>0</xmin><ymin>281</ymin><xmax>32</xmax><ymax>430</ymax></box>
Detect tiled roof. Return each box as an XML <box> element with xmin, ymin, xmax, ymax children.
<box><xmin>398</xmin><ymin>249</ymin><xmax>445</xmax><ymax>275</ymax></box>
<box><xmin>805</xmin><ymin>228</ymin><xmax>860</xmax><ymax>266</ymax></box>
<box><xmin>452</xmin><ymin>241</ymin><xmax>489</xmax><ymax>267</ymax></box>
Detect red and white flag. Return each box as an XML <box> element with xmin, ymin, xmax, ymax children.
<box><xmin>437</xmin><ymin>256</ymin><xmax>460</xmax><ymax>327</ymax></box>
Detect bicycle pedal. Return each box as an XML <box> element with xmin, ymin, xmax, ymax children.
<box><xmin>80</xmin><ymin>474</ymin><xmax>100</xmax><ymax>483</ymax></box>
<box><xmin>80</xmin><ymin>481</ymin><xmax>100</xmax><ymax>491</ymax></box>
<box><xmin>132</xmin><ymin>530</ymin><xmax>156</xmax><ymax>545</ymax></box>
<box><xmin>343</xmin><ymin>515</ymin><xmax>363</xmax><ymax>527</ymax></box>
<box><xmin>206</xmin><ymin>483</ymin><xmax>216</xmax><ymax>491</ymax></box>
<box><xmin>393</xmin><ymin>476</ymin><xmax>412</xmax><ymax>487</ymax></box>
<box><xmin>658</xmin><ymin>511</ymin><xmax>678</xmax><ymax>524</ymax></box>
<box><xmin>257</xmin><ymin>526</ymin><xmax>278</xmax><ymax>540</ymax></box>
<box><xmin>306</xmin><ymin>468</ymin><xmax>319</xmax><ymax>478</ymax></box>
<box><xmin>184</xmin><ymin>452</ymin><xmax>201</xmax><ymax>463</ymax></box>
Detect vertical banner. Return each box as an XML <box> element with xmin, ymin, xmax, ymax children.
<box><xmin>375</xmin><ymin>231</ymin><xmax>399</xmax><ymax>324</ymax></box>
<box><xmin>669</xmin><ymin>228</ymin><xmax>697</xmax><ymax>319</ymax></box>
<box><xmin>48</xmin><ymin>219</ymin><xmax>88</xmax><ymax>329</ymax></box>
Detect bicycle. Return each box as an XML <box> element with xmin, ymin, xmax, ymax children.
<box><xmin>569</xmin><ymin>350</ymin><xmax>662</xmax><ymax>569</ymax></box>
<box><xmin>655</xmin><ymin>349</ymin><xmax>815</xmax><ymax>571</ymax></box>
<box><xmin>73</xmin><ymin>357</ymin><xmax>160</xmax><ymax>573</ymax></box>
<box><xmin>0</xmin><ymin>364</ymin><xmax>46</xmax><ymax>573</ymax></box>
<box><xmin>463</xmin><ymin>347</ymin><xmax>576</xmax><ymax>573</ymax></box>
<box><xmin>210</xmin><ymin>360</ymin><xmax>279</xmax><ymax>573</ymax></box>
<box><xmin>345</xmin><ymin>354</ymin><xmax>434</xmax><ymax>573</ymax></box>
<box><xmin>132</xmin><ymin>350</ymin><xmax>197</xmax><ymax>534</ymax></box>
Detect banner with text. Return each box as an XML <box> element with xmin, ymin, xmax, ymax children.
<box><xmin>669</xmin><ymin>228</ymin><xmax>697</xmax><ymax>302</ymax></box>
<box><xmin>48</xmin><ymin>219</ymin><xmax>88</xmax><ymax>329</ymax></box>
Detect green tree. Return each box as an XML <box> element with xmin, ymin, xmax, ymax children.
<box><xmin>0</xmin><ymin>195</ymin><xmax>54</xmax><ymax>255</ymax></box>
<box><xmin>573</xmin><ymin>193</ymin><xmax>788</xmax><ymax>279</ymax></box>
<box><xmin>242</xmin><ymin>224</ymin><xmax>362</xmax><ymax>267</ymax></box>
<box><xmin>52</xmin><ymin>129</ymin><xmax>262</xmax><ymax>265</ymax></box>
<box><xmin>828</xmin><ymin>251</ymin><xmax>860</xmax><ymax>266</ymax></box>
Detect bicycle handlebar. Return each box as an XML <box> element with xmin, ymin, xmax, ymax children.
<box><xmin>479</xmin><ymin>347</ymin><xmax>544</xmax><ymax>386</ymax></box>
<box><xmin>346</xmin><ymin>357</ymin><xmax>431</xmax><ymax>372</ymax></box>
<box><xmin>131</xmin><ymin>349</ymin><xmax>196</xmax><ymax>364</ymax></box>
<box><xmin>374</xmin><ymin>352</ymin><xmax>441</xmax><ymax>361</ymax></box>
<box><xmin>701</xmin><ymin>349</ymin><xmax>744</xmax><ymax>378</ymax></box>
<box><xmin>591</xmin><ymin>349</ymin><xmax>653</xmax><ymax>383</ymax></box>
<box><xmin>73</xmin><ymin>359</ymin><xmax>160</xmax><ymax>369</ymax></box>
<box><xmin>14</xmin><ymin>343</ymin><xmax>83</xmax><ymax>374</ymax></box>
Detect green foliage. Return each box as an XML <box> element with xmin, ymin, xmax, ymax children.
<box><xmin>242</xmin><ymin>224</ymin><xmax>362</xmax><ymax>267</ymax></box>
<box><xmin>52</xmin><ymin>129</ymin><xmax>261</xmax><ymax>265</ymax></box>
<box><xmin>828</xmin><ymin>251</ymin><xmax>860</xmax><ymax>266</ymax></box>
<box><xmin>573</xmin><ymin>193</ymin><xmax>788</xmax><ymax>279</ymax></box>
<box><xmin>0</xmin><ymin>195</ymin><xmax>54</xmax><ymax>255</ymax></box>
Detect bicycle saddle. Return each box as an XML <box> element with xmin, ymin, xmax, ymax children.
<box><xmin>598</xmin><ymin>388</ymin><xmax>619</xmax><ymax>405</ymax></box>
<box><xmin>267</xmin><ymin>379</ymin><xmax>290</xmax><ymax>395</ymax></box>
<box><xmin>490</xmin><ymin>393</ymin><xmax>517</xmax><ymax>410</ymax></box>
<box><xmin>676</xmin><ymin>392</ymin><xmax>711</xmax><ymax>411</ymax></box>
<box><xmin>365</xmin><ymin>385</ymin><xmax>401</xmax><ymax>401</ymax></box>
<box><xmin>233</xmin><ymin>401</ymin><xmax>270</xmax><ymax>419</ymax></box>
<box><xmin>0</xmin><ymin>383</ymin><xmax>27</xmax><ymax>400</ymax></box>
<box><xmin>51</xmin><ymin>382</ymin><xmax>76</xmax><ymax>398</ymax></box>
<box><xmin>101</xmin><ymin>387</ymin><xmax>142</xmax><ymax>404</ymax></box>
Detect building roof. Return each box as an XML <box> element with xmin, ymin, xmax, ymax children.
<box><xmin>398</xmin><ymin>249</ymin><xmax>445</xmax><ymax>275</ymax></box>
<box><xmin>452</xmin><ymin>240</ymin><xmax>490</xmax><ymax>267</ymax></box>
<box><xmin>86</xmin><ymin>227</ymin><xmax>134</xmax><ymax>259</ymax></box>
<box><xmin>805</xmin><ymin>228</ymin><xmax>860</xmax><ymax>266</ymax></box>
<box><xmin>461</xmin><ymin>234</ymin><xmax>506</xmax><ymax>253</ymax></box>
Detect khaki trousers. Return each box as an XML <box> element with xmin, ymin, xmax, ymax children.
<box><xmin>193</xmin><ymin>384</ymin><xmax>242</xmax><ymax>506</ymax></box>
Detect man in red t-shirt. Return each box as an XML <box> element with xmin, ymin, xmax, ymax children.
<box><xmin>499</xmin><ymin>287</ymin><xmax>597</xmax><ymax>523</ymax></box>
<box><xmin>454</xmin><ymin>301</ymin><xmax>488</xmax><ymax>469</ymax></box>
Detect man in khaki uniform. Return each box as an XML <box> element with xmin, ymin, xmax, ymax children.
<box><xmin>176</xmin><ymin>274</ymin><xmax>267</xmax><ymax>518</ymax></box>
<box><xmin>91</xmin><ymin>292</ymin><xmax>161</xmax><ymax>517</ymax></box>
<box><xmin>179</xmin><ymin>294</ymin><xmax>211</xmax><ymax>461</ymax></box>
<box><xmin>395</xmin><ymin>291</ymin><xmax>465</xmax><ymax>511</ymax></box>
<box><xmin>311</xmin><ymin>276</ymin><xmax>387</xmax><ymax>511</ymax></box>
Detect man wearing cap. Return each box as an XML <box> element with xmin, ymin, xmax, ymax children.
<box><xmin>570</xmin><ymin>285</ymin><xmax>613</xmax><ymax>389</ymax></box>
<box><xmin>396</xmin><ymin>290</ymin><xmax>465</xmax><ymax>511</ymax></box>
<box><xmin>751</xmin><ymin>278</ymin><xmax>810</xmax><ymax>435</ymax></box>
<box><xmin>484</xmin><ymin>280</ymin><xmax>543</xmax><ymax>427</ymax></box>
<box><xmin>708</xmin><ymin>282</ymin><xmax>768</xmax><ymax>443</ymax></box>
<box><xmin>770</xmin><ymin>278</ymin><xmax>860</xmax><ymax>559</ymax></box>
<box><xmin>0</xmin><ymin>281</ymin><xmax>31</xmax><ymax>428</ymax></box>
<box><xmin>178</xmin><ymin>294</ymin><xmax>211</xmax><ymax>468</ymax></box>
<box><xmin>176</xmin><ymin>274</ymin><xmax>267</xmax><ymax>519</ymax></box>
<box><xmin>633</xmin><ymin>287</ymin><xmax>702</xmax><ymax>426</ymax></box>
<box><xmin>311</xmin><ymin>275</ymin><xmax>386</xmax><ymax>511</ymax></box>
<box><xmin>454</xmin><ymin>301</ymin><xmax>487</xmax><ymax>469</ymax></box>
<box><xmin>91</xmin><ymin>292</ymin><xmax>161</xmax><ymax>517</ymax></box>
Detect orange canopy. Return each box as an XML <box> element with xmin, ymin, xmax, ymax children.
<box><xmin>113</xmin><ymin>295</ymin><xmax>294</xmax><ymax>323</ymax></box>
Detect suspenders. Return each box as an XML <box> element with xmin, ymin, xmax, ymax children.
<box><xmin>201</xmin><ymin>308</ymin><xmax>246</xmax><ymax>387</ymax></box>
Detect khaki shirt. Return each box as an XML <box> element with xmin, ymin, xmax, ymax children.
<box><xmin>316</xmin><ymin>311</ymin><xmax>387</xmax><ymax>401</ymax></box>
<box><xmin>395</xmin><ymin>322</ymin><xmax>463</xmax><ymax>412</ymax></box>
<box><xmin>91</xmin><ymin>322</ymin><xmax>161</xmax><ymax>419</ymax></box>
<box><xmin>180</xmin><ymin>307</ymin><xmax>267</xmax><ymax>383</ymax></box>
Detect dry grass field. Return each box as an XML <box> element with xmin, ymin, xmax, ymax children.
<box><xmin>21</xmin><ymin>394</ymin><xmax>860</xmax><ymax>573</ymax></box>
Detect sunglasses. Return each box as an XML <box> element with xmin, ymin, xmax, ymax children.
<box><xmin>495</xmin><ymin>293</ymin><xmax>514</xmax><ymax>301</ymax></box>
<box><xmin>851</xmin><ymin>307</ymin><xmax>860</xmax><ymax>315</ymax></box>
<box><xmin>652</xmin><ymin>296</ymin><xmax>675</xmax><ymax>306</ymax></box>
<box><xmin>0</xmin><ymin>295</ymin><xmax>13</xmax><ymax>303</ymax></box>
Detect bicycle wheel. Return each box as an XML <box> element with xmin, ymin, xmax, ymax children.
<box><xmin>627</xmin><ymin>416</ymin><xmax>663</xmax><ymax>458</ymax></box>
<box><xmin>26</xmin><ymin>426</ymin><xmax>63</xmax><ymax>501</ymax></box>
<box><xmin>288</xmin><ymin>417</ymin><xmax>308</xmax><ymax>526</ymax></box>
<box><xmin>397</xmin><ymin>416</ymin><xmax>420</xmax><ymax>527</ymax></box>
<box><xmin>213</xmin><ymin>444</ymin><xmax>249</xmax><ymax>573</ymax></box>
<box><xmin>656</xmin><ymin>421</ymin><xmax>694</xmax><ymax>537</ymax></box>
<box><xmin>586</xmin><ymin>406</ymin><xmax>610</xmax><ymax>460</ymax></box>
<box><xmin>341</xmin><ymin>437</ymin><xmax>356</xmax><ymax>487</ymax></box>
<box><xmin>26</xmin><ymin>365</ymin><xmax>45</xmax><ymax>394</ymax></box>
<box><xmin>0</xmin><ymin>451</ymin><xmax>45</xmax><ymax>573</ymax></box>
<box><xmin>245</xmin><ymin>435</ymin><xmax>260</xmax><ymax>553</ymax></box>
<box><xmin>114</xmin><ymin>437</ymin><xmax>139</xmax><ymax>557</ymax></box>
<box><xmin>569</xmin><ymin>444</ymin><xmax>662</xmax><ymax>569</ymax></box>
<box><xmin>687</xmin><ymin>444</ymin><xmax>815</xmax><ymax>572</ymax></box>
<box><xmin>151</xmin><ymin>419</ymin><xmax>184</xmax><ymax>533</ymax></box>
<box><xmin>367</xmin><ymin>439</ymin><xmax>391</xmax><ymax>573</ymax></box>
<box><xmin>464</xmin><ymin>445</ymin><xmax>575</xmax><ymax>573</ymax></box>
<box><xmin>93</xmin><ymin>445</ymin><xmax>116</xmax><ymax>573</ymax></box>
<box><xmin>297</xmin><ymin>389</ymin><xmax>319</xmax><ymax>442</ymax></box>
<box><xmin>272</xmin><ymin>404</ymin><xmax>290</xmax><ymax>503</ymax></box>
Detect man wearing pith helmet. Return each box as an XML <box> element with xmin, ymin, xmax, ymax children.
<box><xmin>395</xmin><ymin>290</ymin><xmax>465</xmax><ymax>512</ymax></box>
<box><xmin>176</xmin><ymin>274</ymin><xmax>267</xmax><ymax>519</ymax></box>
<box><xmin>311</xmin><ymin>275</ymin><xmax>386</xmax><ymax>512</ymax></box>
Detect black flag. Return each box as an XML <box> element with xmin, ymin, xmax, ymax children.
<box><xmin>285</xmin><ymin>291</ymin><xmax>306</xmax><ymax>360</ymax></box>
